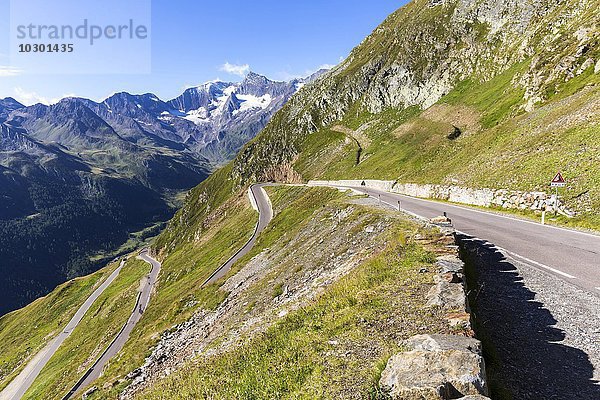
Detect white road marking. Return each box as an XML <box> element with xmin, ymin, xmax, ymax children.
<box><xmin>331</xmin><ymin>184</ymin><xmax>600</xmax><ymax>240</ymax></box>
<box><xmin>500</xmin><ymin>249</ymin><xmax>577</xmax><ymax>279</ymax></box>
<box><xmin>480</xmin><ymin>240</ymin><xmax>578</xmax><ymax>280</ymax></box>
<box><xmin>367</xmin><ymin>191</ymin><xmax>581</xmax><ymax>282</ymax></box>
<box><xmin>368</xmin><ymin>196</ymin><xmax>427</xmax><ymax>221</ymax></box>
<box><xmin>455</xmin><ymin>232</ymin><xmax>578</xmax><ymax>279</ymax></box>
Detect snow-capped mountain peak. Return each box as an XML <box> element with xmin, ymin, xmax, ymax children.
<box><xmin>168</xmin><ymin>71</ymin><xmax>324</xmax><ymax>126</ymax></box>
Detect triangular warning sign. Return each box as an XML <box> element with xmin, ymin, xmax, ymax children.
<box><xmin>552</xmin><ymin>172</ymin><xmax>565</xmax><ymax>184</ymax></box>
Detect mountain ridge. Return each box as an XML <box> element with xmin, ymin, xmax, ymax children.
<box><xmin>0</xmin><ymin>70</ymin><xmax>323</xmax><ymax>315</ymax></box>
<box><xmin>0</xmin><ymin>0</ymin><xmax>599</xmax><ymax>398</ymax></box>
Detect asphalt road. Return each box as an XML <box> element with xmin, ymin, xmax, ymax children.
<box><xmin>340</xmin><ymin>185</ymin><xmax>600</xmax><ymax>295</ymax></box>
<box><xmin>202</xmin><ymin>184</ymin><xmax>274</xmax><ymax>286</ymax></box>
<box><xmin>0</xmin><ymin>261</ymin><xmax>125</xmax><ymax>400</ymax></box>
<box><xmin>64</xmin><ymin>249</ymin><xmax>161</xmax><ymax>399</ymax></box>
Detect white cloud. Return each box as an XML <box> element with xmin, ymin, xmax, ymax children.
<box><xmin>13</xmin><ymin>87</ymin><xmax>76</xmax><ymax>106</ymax></box>
<box><xmin>276</xmin><ymin>57</ymin><xmax>346</xmax><ymax>81</ymax></box>
<box><xmin>0</xmin><ymin>66</ymin><xmax>22</xmax><ymax>77</ymax></box>
<box><xmin>220</xmin><ymin>62</ymin><xmax>250</xmax><ymax>77</ymax></box>
<box><xmin>316</xmin><ymin>63</ymin><xmax>337</xmax><ymax>71</ymax></box>
<box><xmin>182</xmin><ymin>78</ymin><xmax>223</xmax><ymax>91</ymax></box>
<box><xmin>314</xmin><ymin>56</ymin><xmax>345</xmax><ymax>72</ymax></box>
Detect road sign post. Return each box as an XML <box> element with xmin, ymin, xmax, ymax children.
<box><xmin>541</xmin><ymin>210</ymin><xmax>546</xmax><ymax>225</ymax></box>
<box><xmin>550</xmin><ymin>172</ymin><xmax>566</xmax><ymax>216</ymax></box>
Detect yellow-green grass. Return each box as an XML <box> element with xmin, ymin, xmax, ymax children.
<box><xmin>0</xmin><ymin>263</ymin><xmax>118</xmax><ymax>391</ymax></box>
<box><xmin>289</xmin><ymin>71</ymin><xmax>600</xmax><ymax>231</ymax></box>
<box><xmin>22</xmin><ymin>258</ymin><xmax>150</xmax><ymax>399</ymax></box>
<box><xmin>135</xmin><ymin>201</ymin><xmax>449</xmax><ymax>399</ymax></box>
<box><xmin>85</xmin><ymin>193</ymin><xmax>258</xmax><ymax>396</ymax></box>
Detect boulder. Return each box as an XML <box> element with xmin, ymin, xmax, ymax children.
<box><xmin>380</xmin><ymin>334</ymin><xmax>488</xmax><ymax>399</ymax></box>
<box><xmin>431</xmin><ymin>216</ymin><xmax>452</xmax><ymax>226</ymax></box>
<box><xmin>446</xmin><ymin>311</ymin><xmax>471</xmax><ymax>328</ymax></box>
<box><xmin>426</xmin><ymin>275</ymin><xmax>466</xmax><ymax>310</ymax></box>
<box><xmin>436</xmin><ymin>256</ymin><xmax>464</xmax><ymax>274</ymax></box>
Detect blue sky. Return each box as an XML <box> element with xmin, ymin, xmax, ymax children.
<box><xmin>0</xmin><ymin>0</ymin><xmax>406</xmax><ymax>105</ymax></box>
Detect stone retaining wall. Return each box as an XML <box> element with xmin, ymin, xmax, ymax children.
<box><xmin>308</xmin><ymin>180</ymin><xmax>575</xmax><ymax>216</ymax></box>
<box><xmin>376</xmin><ymin>227</ymin><xmax>490</xmax><ymax>398</ymax></box>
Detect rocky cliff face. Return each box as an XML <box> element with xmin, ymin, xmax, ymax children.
<box><xmin>0</xmin><ymin>97</ymin><xmax>24</xmax><ymax>122</ymax></box>
<box><xmin>158</xmin><ymin>0</ymin><xmax>599</xmax><ymax>259</ymax></box>
<box><xmin>230</xmin><ymin>0</ymin><xmax>599</xmax><ymax>183</ymax></box>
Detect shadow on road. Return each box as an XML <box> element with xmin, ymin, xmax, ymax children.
<box><xmin>458</xmin><ymin>233</ymin><xmax>600</xmax><ymax>400</ymax></box>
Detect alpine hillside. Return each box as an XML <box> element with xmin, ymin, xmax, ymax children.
<box><xmin>1</xmin><ymin>0</ymin><xmax>599</xmax><ymax>399</ymax></box>
<box><xmin>146</xmin><ymin>0</ymin><xmax>600</xmax><ymax>396</ymax></box>
<box><xmin>0</xmin><ymin>71</ymin><xmax>319</xmax><ymax>315</ymax></box>
<box><xmin>215</xmin><ymin>0</ymin><xmax>599</xmax><ymax>228</ymax></box>
<box><xmin>154</xmin><ymin>0</ymin><xmax>599</xmax><ymax>257</ymax></box>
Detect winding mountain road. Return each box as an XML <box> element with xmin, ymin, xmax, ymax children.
<box><xmin>67</xmin><ymin>185</ymin><xmax>273</xmax><ymax>396</ymax></box>
<box><xmin>313</xmin><ymin>182</ymin><xmax>600</xmax><ymax>396</ymax></box>
<box><xmin>0</xmin><ymin>261</ymin><xmax>125</xmax><ymax>400</ymax></box>
<box><xmin>63</xmin><ymin>249</ymin><xmax>161</xmax><ymax>399</ymax></box>
<box><xmin>320</xmin><ymin>184</ymin><xmax>600</xmax><ymax>293</ymax></box>
<box><xmin>202</xmin><ymin>184</ymin><xmax>274</xmax><ymax>286</ymax></box>
<box><xmin>5</xmin><ymin>184</ymin><xmax>271</xmax><ymax>399</ymax></box>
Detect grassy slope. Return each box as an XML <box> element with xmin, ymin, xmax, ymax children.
<box><xmin>297</xmin><ymin>70</ymin><xmax>600</xmax><ymax>229</ymax></box>
<box><xmin>0</xmin><ymin>263</ymin><xmax>116</xmax><ymax>391</ymax></box>
<box><xmin>23</xmin><ymin>258</ymin><xmax>150</xmax><ymax>399</ymax></box>
<box><xmin>96</xmin><ymin>0</ymin><xmax>599</xmax><ymax>395</ymax></box>
<box><xmin>1</xmin><ymin>177</ymin><xmax>257</xmax><ymax>399</ymax></box>
<box><xmin>4</xmin><ymin>0</ymin><xmax>597</xmax><ymax>397</ymax></box>
<box><xmin>134</xmin><ymin>186</ymin><xmax>454</xmax><ymax>399</ymax></box>
<box><xmin>86</xmin><ymin>191</ymin><xmax>258</xmax><ymax>396</ymax></box>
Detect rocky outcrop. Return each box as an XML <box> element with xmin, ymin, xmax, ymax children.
<box><xmin>375</xmin><ymin>197</ymin><xmax>489</xmax><ymax>399</ymax></box>
<box><xmin>426</xmin><ymin>256</ymin><xmax>467</xmax><ymax>311</ymax></box>
<box><xmin>426</xmin><ymin>252</ymin><xmax>474</xmax><ymax>330</ymax></box>
<box><xmin>380</xmin><ymin>334</ymin><xmax>489</xmax><ymax>399</ymax></box>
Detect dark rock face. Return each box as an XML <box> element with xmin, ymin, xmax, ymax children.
<box><xmin>447</xmin><ymin>126</ymin><xmax>462</xmax><ymax>140</ymax></box>
<box><xmin>0</xmin><ymin>97</ymin><xmax>24</xmax><ymax>122</ymax></box>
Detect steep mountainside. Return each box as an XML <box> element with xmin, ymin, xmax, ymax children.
<box><xmin>231</xmin><ymin>0</ymin><xmax>598</xmax><ymax>181</ymax></box>
<box><xmin>140</xmin><ymin>1</ymin><xmax>599</xmax><ymax>394</ymax></box>
<box><xmin>160</xmin><ymin>0</ymin><xmax>599</xmax><ymax>252</ymax></box>
<box><xmin>1</xmin><ymin>0</ymin><xmax>598</xmax><ymax>398</ymax></box>
<box><xmin>0</xmin><ymin>72</ymin><xmax>316</xmax><ymax>315</ymax></box>
<box><xmin>0</xmin><ymin>98</ymin><xmax>24</xmax><ymax>122</ymax></box>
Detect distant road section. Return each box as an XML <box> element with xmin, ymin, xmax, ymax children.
<box><xmin>64</xmin><ymin>249</ymin><xmax>161</xmax><ymax>399</ymax></box>
<box><xmin>0</xmin><ymin>261</ymin><xmax>125</xmax><ymax>400</ymax></box>
<box><xmin>202</xmin><ymin>184</ymin><xmax>273</xmax><ymax>286</ymax></box>
<box><xmin>65</xmin><ymin>184</ymin><xmax>272</xmax><ymax>397</ymax></box>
